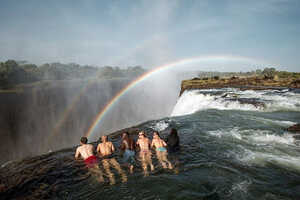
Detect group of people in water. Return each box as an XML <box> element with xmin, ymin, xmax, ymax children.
<box><xmin>75</xmin><ymin>128</ymin><xmax>180</xmax><ymax>183</ymax></box>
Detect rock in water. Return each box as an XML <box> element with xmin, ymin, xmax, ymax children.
<box><xmin>287</xmin><ymin>123</ymin><xmax>300</xmax><ymax>133</ymax></box>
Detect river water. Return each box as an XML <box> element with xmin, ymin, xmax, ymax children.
<box><xmin>1</xmin><ymin>88</ymin><xmax>300</xmax><ymax>200</ymax></box>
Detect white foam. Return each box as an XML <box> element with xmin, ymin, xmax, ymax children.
<box><xmin>240</xmin><ymin>151</ymin><xmax>300</xmax><ymax>172</ymax></box>
<box><xmin>148</xmin><ymin>120</ymin><xmax>169</xmax><ymax>131</ymax></box>
<box><xmin>247</xmin><ymin>117</ymin><xmax>296</xmax><ymax>127</ymax></box>
<box><xmin>248</xmin><ymin>133</ymin><xmax>295</xmax><ymax>145</ymax></box>
<box><xmin>208</xmin><ymin>128</ymin><xmax>296</xmax><ymax>147</ymax></box>
<box><xmin>171</xmin><ymin>90</ymin><xmax>260</xmax><ymax>116</ymax></box>
<box><xmin>207</xmin><ymin>127</ymin><xmax>242</xmax><ymax>140</ymax></box>
<box><xmin>231</xmin><ymin>180</ymin><xmax>251</xmax><ymax>194</ymax></box>
<box><xmin>171</xmin><ymin>89</ymin><xmax>300</xmax><ymax>116</ymax></box>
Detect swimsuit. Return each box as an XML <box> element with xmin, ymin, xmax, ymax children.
<box><xmin>84</xmin><ymin>155</ymin><xmax>98</xmax><ymax>167</ymax></box>
<box><xmin>102</xmin><ymin>155</ymin><xmax>114</xmax><ymax>160</ymax></box>
<box><xmin>123</xmin><ymin>149</ymin><xmax>135</xmax><ymax>164</ymax></box>
<box><xmin>157</xmin><ymin>147</ymin><xmax>167</xmax><ymax>152</ymax></box>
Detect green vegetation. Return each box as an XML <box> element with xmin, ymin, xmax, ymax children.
<box><xmin>0</xmin><ymin>60</ymin><xmax>145</xmax><ymax>89</ymax></box>
<box><xmin>181</xmin><ymin>67</ymin><xmax>300</xmax><ymax>95</ymax></box>
<box><xmin>197</xmin><ymin>67</ymin><xmax>300</xmax><ymax>79</ymax></box>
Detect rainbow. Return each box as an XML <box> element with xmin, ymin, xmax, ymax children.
<box><xmin>84</xmin><ymin>55</ymin><xmax>268</xmax><ymax>140</ymax></box>
<box><xmin>48</xmin><ymin>79</ymin><xmax>96</xmax><ymax>142</ymax></box>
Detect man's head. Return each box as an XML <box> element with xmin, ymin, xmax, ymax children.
<box><xmin>153</xmin><ymin>131</ymin><xmax>160</xmax><ymax>138</ymax></box>
<box><xmin>101</xmin><ymin>135</ymin><xmax>108</xmax><ymax>142</ymax></box>
<box><xmin>122</xmin><ymin>132</ymin><xmax>129</xmax><ymax>139</ymax></box>
<box><xmin>170</xmin><ymin>128</ymin><xmax>178</xmax><ymax>136</ymax></box>
<box><xmin>80</xmin><ymin>137</ymin><xmax>88</xmax><ymax>145</ymax></box>
<box><xmin>138</xmin><ymin>131</ymin><xmax>145</xmax><ymax>138</ymax></box>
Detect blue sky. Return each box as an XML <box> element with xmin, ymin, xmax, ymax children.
<box><xmin>0</xmin><ymin>0</ymin><xmax>299</xmax><ymax>71</ymax></box>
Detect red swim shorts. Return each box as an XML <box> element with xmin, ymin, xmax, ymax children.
<box><xmin>84</xmin><ymin>155</ymin><xmax>98</xmax><ymax>167</ymax></box>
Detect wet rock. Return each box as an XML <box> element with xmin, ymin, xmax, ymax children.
<box><xmin>0</xmin><ymin>183</ymin><xmax>6</xmax><ymax>192</ymax></box>
<box><xmin>230</xmin><ymin>76</ymin><xmax>239</xmax><ymax>80</ymax></box>
<box><xmin>293</xmin><ymin>134</ymin><xmax>300</xmax><ymax>140</ymax></box>
<box><xmin>287</xmin><ymin>123</ymin><xmax>300</xmax><ymax>133</ymax></box>
<box><xmin>226</xmin><ymin>98</ymin><xmax>266</xmax><ymax>108</ymax></box>
<box><xmin>290</xmin><ymin>79</ymin><xmax>300</xmax><ymax>88</ymax></box>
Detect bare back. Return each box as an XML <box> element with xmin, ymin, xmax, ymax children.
<box><xmin>137</xmin><ymin>137</ymin><xmax>151</xmax><ymax>152</ymax></box>
<box><xmin>75</xmin><ymin>144</ymin><xmax>94</xmax><ymax>160</ymax></box>
<box><xmin>97</xmin><ymin>141</ymin><xmax>115</xmax><ymax>157</ymax></box>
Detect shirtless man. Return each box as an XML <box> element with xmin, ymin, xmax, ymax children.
<box><xmin>75</xmin><ymin>137</ymin><xmax>98</xmax><ymax>167</ymax></box>
<box><xmin>120</xmin><ymin>132</ymin><xmax>135</xmax><ymax>173</ymax></box>
<box><xmin>75</xmin><ymin>137</ymin><xmax>104</xmax><ymax>182</ymax></box>
<box><xmin>97</xmin><ymin>135</ymin><xmax>127</xmax><ymax>184</ymax></box>
<box><xmin>136</xmin><ymin>131</ymin><xmax>154</xmax><ymax>176</ymax></box>
<box><xmin>151</xmin><ymin>131</ymin><xmax>173</xmax><ymax>169</ymax></box>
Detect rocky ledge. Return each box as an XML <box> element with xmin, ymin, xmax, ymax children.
<box><xmin>287</xmin><ymin>123</ymin><xmax>300</xmax><ymax>133</ymax></box>
<box><xmin>180</xmin><ymin>76</ymin><xmax>300</xmax><ymax>96</ymax></box>
<box><xmin>287</xmin><ymin>123</ymin><xmax>300</xmax><ymax>140</ymax></box>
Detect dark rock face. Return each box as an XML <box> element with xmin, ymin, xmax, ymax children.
<box><xmin>291</xmin><ymin>80</ymin><xmax>300</xmax><ymax>88</ymax></box>
<box><xmin>293</xmin><ymin>134</ymin><xmax>300</xmax><ymax>140</ymax></box>
<box><xmin>287</xmin><ymin>123</ymin><xmax>300</xmax><ymax>133</ymax></box>
<box><xmin>225</xmin><ymin>98</ymin><xmax>266</xmax><ymax>108</ymax></box>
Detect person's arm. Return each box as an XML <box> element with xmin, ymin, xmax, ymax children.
<box><xmin>120</xmin><ymin>140</ymin><xmax>125</xmax><ymax>151</ymax></box>
<box><xmin>148</xmin><ymin>139</ymin><xmax>152</xmax><ymax>149</ymax></box>
<box><xmin>111</xmin><ymin>142</ymin><xmax>115</xmax><ymax>152</ymax></box>
<box><xmin>130</xmin><ymin>139</ymin><xmax>136</xmax><ymax>150</ymax></box>
<box><xmin>162</xmin><ymin>140</ymin><xmax>167</xmax><ymax>147</ymax></box>
<box><xmin>75</xmin><ymin>148</ymin><xmax>80</xmax><ymax>159</ymax></box>
<box><xmin>136</xmin><ymin>139</ymin><xmax>140</xmax><ymax>150</ymax></box>
<box><xmin>151</xmin><ymin>139</ymin><xmax>155</xmax><ymax>149</ymax></box>
<box><xmin>96</xmin><ymin>144</ymin><xmax>102</xmax><ymax>157</ymax></box>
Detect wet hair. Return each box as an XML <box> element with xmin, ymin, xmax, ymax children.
<box><xmin>167</xmin><ymin>128</ymin><xmax>180</xmax><ymax>152</ymax></box>
<box><xmin>122</xmin><ymin>132</ymin><xmax>129</xmax><ymax>140</ymax></box>
<box><xmin>139</xmin><ymin>131</ymin><xmax>146</xmax><ymax>137</ymax></box>
<box><xmin>153</xmin><ymin>131</ymin><xmax>160</xmax><ymax>138</ymax></box>
<box><xmin>123</xmin><ymin>132</ymin><xmax>129</xmax><ymax>136</ymax></box>
<box><xmin>101</xmin><ymin>135</ymin><xmax>108</xmax><ymax>142</ymax></box>
<box><xmin>80</xmin><ymin>137</ymin><xmax>88</xmax><ymax>144</ymax></box>
<box><xmin>170</xmin><ymin>128</ymin><xmax>178</xmax><ymax>136</ymax></box>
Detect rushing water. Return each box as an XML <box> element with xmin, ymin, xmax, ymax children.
<box><xmin>1</xmin><ymin>88</ymin><xmax>300</xmax><ymax>200</ymax></box>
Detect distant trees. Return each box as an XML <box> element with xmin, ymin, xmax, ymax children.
<box><xmin>262</xmin><ymin>67</ymin><xmax>276</xmax><ymax>78</ymax></box>
<box><xmin>255</xmin><ymin>69</ymin><xmax>262</xmax><ymax>75</ymax></box>
<box><xmin>0</xmin><ymin>60</ymin><xmax>38</xmax><ymax>88</ymax></box>
<box><xmin>97</xmin><ymin>65</ymin><xmax>145</xmax><ymax>79</ymax></box>
<box><xmin>195</xmin><ymin>67</ymin><xmax>299</xmax><ymax>80</ymax></box>
<box><xmin>0</xmin><ymin>60</ymin><xmax>146</xmax><ymax>89</ymax></box>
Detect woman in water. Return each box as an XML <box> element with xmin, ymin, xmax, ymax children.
<box><xmin>151</xmin><ymin>131</ymin><xmax>173</xmax><ymax>169</ymax></box>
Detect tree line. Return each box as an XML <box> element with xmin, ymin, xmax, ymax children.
<box><xmin>198</xmin><ymin>67</ymin><xmax>300</xmax><ymax>79</ymax></box>
<box><xmin>0</xmin><ymin>60</ymin><xmax>145</xmax><ymax>89</ymax></box>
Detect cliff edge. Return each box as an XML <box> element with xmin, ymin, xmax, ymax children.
<box><xmin>180</xmin><ymin>75</ymin><xmax>300</xmax><ymax>96</ymax></box>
